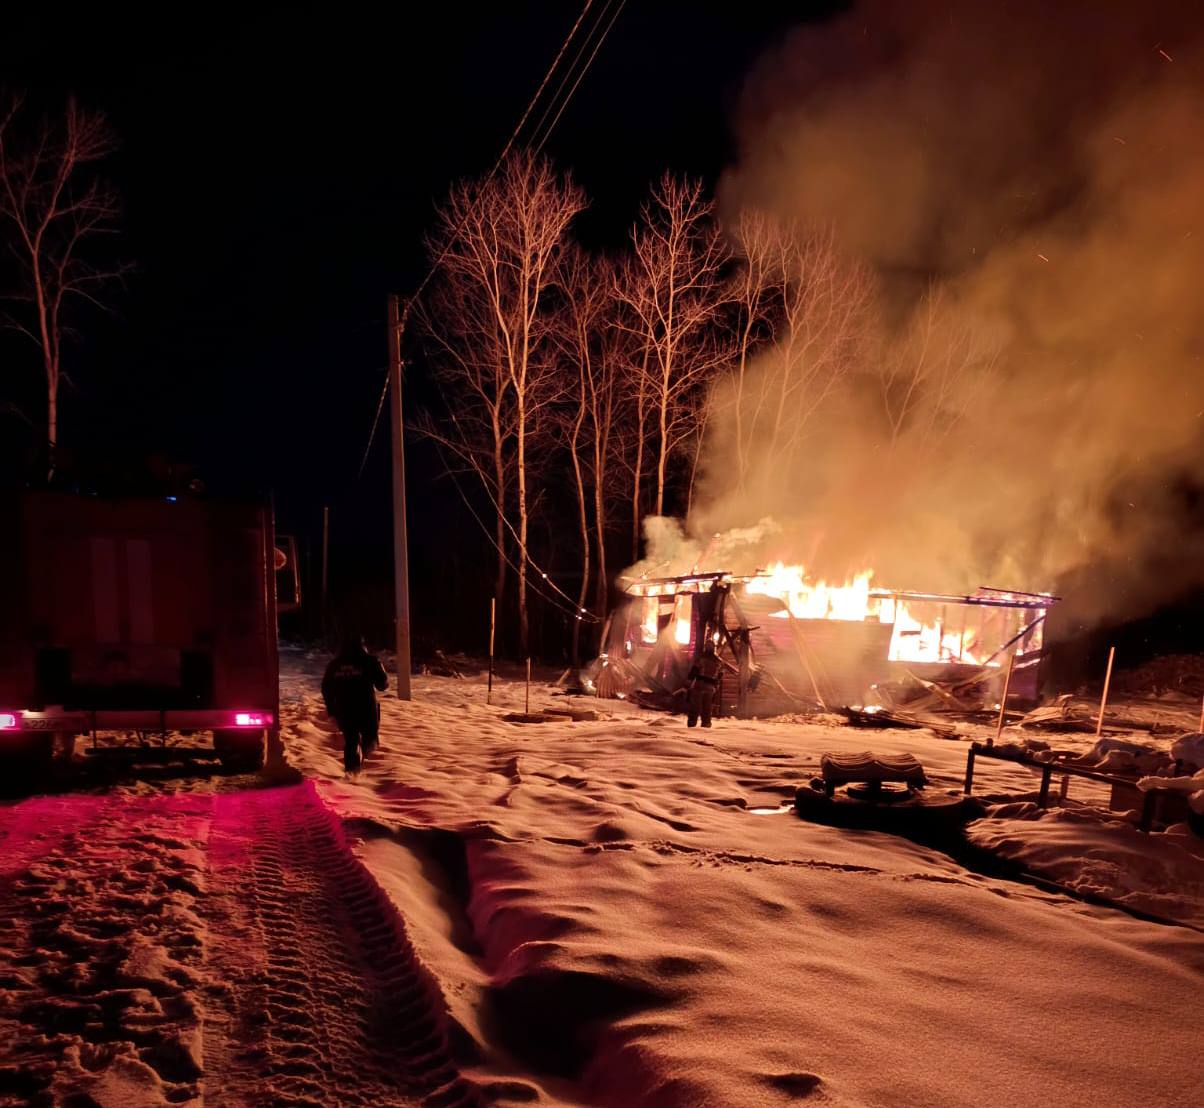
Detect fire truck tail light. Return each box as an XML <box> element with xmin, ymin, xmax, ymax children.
<box><xmin>233</xmin><ymin>712</ymin><xmax>272</xmax><ymax>727</ymax></box>
<box><xmin>0</xmin><ymin>713</ymin><xmax>18</xmax><ymax>730</ymax></box>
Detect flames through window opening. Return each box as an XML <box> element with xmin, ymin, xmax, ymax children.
<box><xmin>590</xmin><ymin>568</ymin><xmax>1055</xmax><ymax>719</ymax></box>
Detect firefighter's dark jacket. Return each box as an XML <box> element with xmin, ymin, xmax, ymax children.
<box><xmin>322</xmin><ymin>646</ymin><xmax>388</xmax><ymax>724</ymax></box>
<box><xmin>688</xmin><ymin>652</ymin><xmax>722</xmax><ymax>685</ymax></box>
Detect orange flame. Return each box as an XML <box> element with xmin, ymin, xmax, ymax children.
<box><xmin>745</xmin><ymin>562</ymin><xmax>992</xmax><ymax>665</ymax></box>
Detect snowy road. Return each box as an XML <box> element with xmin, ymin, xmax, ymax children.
<box><xmin>0</xmin><ymin>779</ymin><xmax>479</xmax><ymax>1106</ymax></box>
<box><xmin>3</xmin><ymin>651</ymin><xmax>1203</xmax><ymax>1107</ymax></box>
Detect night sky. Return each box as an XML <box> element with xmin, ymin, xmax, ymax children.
<box><xmin>3</xmin><ymin>2</ymin><xmax>1199</xmax><ymax>671</ymax></box>
<box><xmin>1</xmin><ymin>1</ymin><xmax>844</xmax><ymax>651</ymax></box>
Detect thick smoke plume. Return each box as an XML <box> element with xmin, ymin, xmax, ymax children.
<box><xmin>691</xmin><ymin>0</ymin><xmax>1204</xmax><ymax>627</ymax></box>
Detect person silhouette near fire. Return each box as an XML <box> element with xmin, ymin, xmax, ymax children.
<box><xmin>686</xmin><ymin>641</ymin><xmax>722</xmax><ymax>728</ymax></box>
<box><xmin>322</xmin><ymin>634</ymin><xmax>388</xmax><ymax>773</ymax></box>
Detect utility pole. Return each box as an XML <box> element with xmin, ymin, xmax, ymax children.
<box><xmin>389</xmin><ymin>294</ymin><xmax>413</xmax><ymax>700</ymax></box>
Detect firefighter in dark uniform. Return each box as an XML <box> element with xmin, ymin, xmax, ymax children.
<box><xmin>686</xmin><ymin>641</ymin><xmax>722</xmax><ymax>728</ymax></box>
<box><xmin>322</xmin><ymin>635</ymin><xmax>388</xmax><ymax>772</ymax></box>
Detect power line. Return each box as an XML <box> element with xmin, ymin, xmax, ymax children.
<box><xmin>464</xmin><ymin>445</ymin><xmax>604</xmax><ymax>621</ymax></box>
<box><xmin>485</xmin><ymin>0</ymin><xmax>598</xmax><ymax>193</ymax></box>
<box><xmin>356</xmin><ymin>1</ymin><xmax>626</xmax><ymax>634</ymax></box>
<box><xmin>433</xmin><ymin>438</ymin><xmax>602</xmax><ymax>624</ymax></box>
<box><xmin>355</xmin><ymin>0</ymin><xmax>601</xmax><ymax>481</ymax></box>
<box><xmin>532</xmin><ymin>0</ymin><xmax>628</xmax><ymax>156</ymax></box>
<box><xmin>413</xmin><ymin>0</ymin><xmax>598</xmax><ymax>304</ymax></box>
<box><xmin>525</xmin><ymin>0</ymin><xmax>614</xmax><ymax>153</ymax></box>
<box><xmin>355</xmin><ymin>365</ymin><xmax>390</xmax><ymax>479</ymax></box>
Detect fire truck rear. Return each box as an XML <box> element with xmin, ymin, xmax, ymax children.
<box><xmin>0</xmin><ymin>490</ymin><xmax>280</xmax><ymax>771</ymax></box>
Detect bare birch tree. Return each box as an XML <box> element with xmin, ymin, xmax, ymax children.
<box><xmin>726</xmin><ymin>210</ymin><xmax>781</xmax><ymax>491</ymax></box>
<box><xmin>556</xmin><ymin>249</ymin><xmax>594</xmax><ymax>668</ymax></box>
<box><xmin>0</xmin><ymin>94</ymin><xmax>124</xmax><ymax>477</ymax></box>
<box><xmin>682</xmin><ymin>383</ymin><xmax>714</xmax><ymax>518</ymax></box>
<box><xmin>617</xmin><ymin>174</ymin><xmax>730</xmax><ymax>529</ymax></box>
<box><xmin>555</xmin><ymin>247</ymin><xmax>624</xmax><ymax>665</ymax></box>
<box><xmin>761</xmin><ymin>224</ymin><xmax>870</xmax><ymax>469</ymax></box>
<box><xmin>614</xmin><ymin>254</ymin><xmax>653</xmax><ymax>562</ymax></box>
<box><xmin>585</xmin><ymin>266</ymin><xmax>628</xmax><ymax>619</ymax></box>
<box><xmin>724</xmin><ymin>217</ymin><xmax>871</xmax><ymax>484</ymax></box>
<box><xmin>879</xmin><ymin>285</ymin><xmax>999</xmax><ymax>456</ymax></box>
<box><xmin>424</xmin><ymin>153</ymin><xmax>584</xmax><ymax>654</ymax></box>
<box><xmin>415</xmin><ymin>272</ymin><xmax>514</xmax><ymax>612</ymax></box>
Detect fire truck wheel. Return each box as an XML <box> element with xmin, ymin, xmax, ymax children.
<box><xmin>213</xmin><ymin>729</ymin><xmax>267</xmax><ymax>771</ymax></box>
<box><xmin>0</xmin><ymin>733</ymin><xmax>65</xmax><ymax>778</ymax></box>
<box><xmin>48</xmin><ymin>733</ymin><xmax>74</xmax><ymax>765</ymax></box>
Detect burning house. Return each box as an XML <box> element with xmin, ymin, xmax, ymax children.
<box><xmin>591</xmin><ymin>566</ymin><xmax>1054</xmax><ymax>718</ymax></box>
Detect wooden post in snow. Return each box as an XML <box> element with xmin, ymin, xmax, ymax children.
<box><xmin>525</xmin><ymin>658</ymin><xmax>532</xmax><ymax>716</ymax></box>
<box><xmin>992</xmin><ymin>652</ymin><xmax>1016</xmax><ymax>747</ymax></box>
<box><xmin>487</xmin><ymin>598</ymin><xmax>496</xmax><ymax>705</ymax></box>
<box><xmin>1095</xmin><ymin>646</ymin><xmax>1116</xmax><ymax>738</ymax></box>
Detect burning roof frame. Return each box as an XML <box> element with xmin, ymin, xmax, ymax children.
<box><xmin>597</xmin><ymin>572</ymin><xmax>1058</xmax><ymax>717</ymax></box>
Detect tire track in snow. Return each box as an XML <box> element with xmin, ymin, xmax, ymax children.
<box><xmin>202</xmin><ymin>781</ymin><xmax>482</xmax><ymax>1107</ymax></box>
<box><xmin>0</xmin><ymin>783</ymin><xmax>482</xmax><ymax>1107</ymax></box>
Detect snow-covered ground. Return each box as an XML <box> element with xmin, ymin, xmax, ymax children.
<box><xmin>283</xmin><ymin>649</ymin><xmax>1204</xmax><ymax>1107</ymax></box>
<box><xmin>2</xmin><ymin>649</ymin><xmax>1201</xmax><ymax>1107</ymax></box>
<box><xmin>967</xmin><ymin>802</ymin><xmax>1204</xmax><ymax>928</ymax></box>
<box><xmin>0</xmin><ymin>749</ymin><xmax>476</xmax><ymax>1105</ymax></box>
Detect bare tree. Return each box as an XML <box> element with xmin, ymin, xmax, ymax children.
<box><xmin>726</xmin><ymin>210</ymin><xmax>780</xmax><ymax>492</ymax></box>
<box><xmin>879</xmin><ymin>285</ymin><xmax>999</xmax><ymax>455</ymax></box>
<box><xmin>585</xmin><ymin>267</ymin><xmax>629</xmax><ymax>619</ymax></box>
<box><xmin>556</xmin><ymin>249</ymin><xmax>595</xmax><ymax>668</ymax></box>
<box><xmin>0</xmin><ymin>94</ymin><xmax>124</xmax><ymax>476</ymax></box>
<box><xmin>554</xmin><ymin>247</ymin><xmax>625</xmax><ymax>665</ymax></box>
<box><xmin>763</xmin><ymin>224</ymin><xmax>870</xmax><ymax>469</ymax></box>
<box><xmin>617</xmin><ymin>174</ymin><xmax>730</xmax><ymax>529</ymax></box>
<box><xmin>616</xmin><ymin>271</ymin><xmax>652</xmax><ymax>562</ymax></box>
<box><xmin>723</xmin><ymin>219</ymin><xmax>871</xmax><ymax>484</ymax></box>
<box><xmin>416</xmin><ymin>269</ymin><xmax>515</xmax><ymax>614</ymax></box>
<box><xmin>682</xmin><ymin>384</ymin><xmax>713</xmax><ymax>518</ymax></box>
<box><xmin>423</xmin><ymin>153</ymin><xmax>584</xmax><ymax>655</ymax></box>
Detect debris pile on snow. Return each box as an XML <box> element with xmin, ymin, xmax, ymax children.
<box><xmin>1127</xmin><ymin>734</ymin><xmax>1204</xmax><ymax>839</ymax></box>
<box><xmin>1018</xmin><ymin>693</ymin><xmax>1096</xmax><ymax>731</ymax></box>
<box><xmin>1072</xmin><ymin>735</ymin><xmax>1178</xmax><ymax>778</ymax></box>
<box><xmin>983</xmin><ymin>736</ymin><xmax>1053</xmax><ymax>761</ymax></box>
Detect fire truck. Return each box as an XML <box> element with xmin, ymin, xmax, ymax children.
<box><xmin>0</xmin><ymin>489</ymin><xmax>290</xmax><ymax>772</ymax></box>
